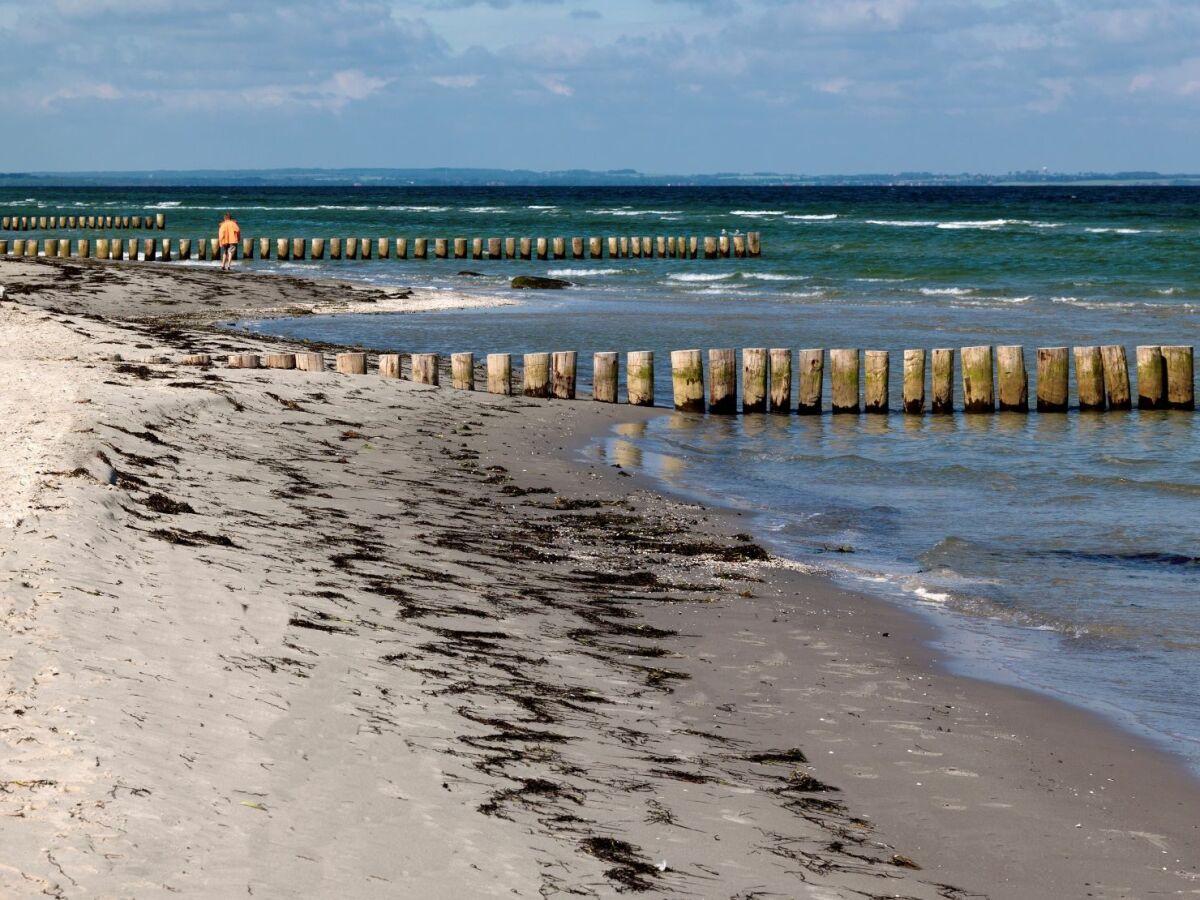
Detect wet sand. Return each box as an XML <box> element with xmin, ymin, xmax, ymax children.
<box><xmin>1</xmin><ymin>255</ymin><xmax>1197</xmax><ymax>898</ymax></box>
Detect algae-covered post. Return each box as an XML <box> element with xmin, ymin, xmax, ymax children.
<box><xmin>931</xmin><ymin>348</ymin><xmax>954</xmax><ymax>414</ymax></box>
<box><xmin>336</xmin><ymin>352</ymin><xmax>367</xmax><ymax>375</ymax></box>
<box><xmin>748</xmin><ymin>231</ymin><xmax>761</xmax><ymax>256</ymax></box>
<box><xmin>360</xmin><ymin>238</ymin><xmax>372</xmax><ymax>260</ymax></box>
<box><xmin>159</xmin><ymin>238</ymin><xmax>172</xmax><ymax>261</ymax></box>
<box><xmin>864</xmin><ymin>350</ymin><xmax>889</xmax><ymax>414</ymax></box>
<box><xmin>798</xmin><ymin>348</ymin><xmax>824</xmax><ymax>414</ymax></box>
<box><xmin>155</xmin><ymin>213</ymin><xmax>165</xmax><ymax>229</ymax></box>
<box><xmin>572</xmin><ymin>237</ymin><xmax>585</xmax><ymax>259</ymax></box>
<box><xmin>345</xmin><ymin>237</ymin><xmax>361</xmax><ymax>259</ymax></box>
<box><xmin>471</xmin><ymin>238</ymin><xmax>482</xmax><ymax>260</ymax></box>
<box><xmin>709</xmin><ymin>348</ymin><xmax>737</xmax><ymax>414</ymax></box>
<box><xmin>552</xmin><ymin>351</ymin><xmax>577</xmax><ymax>400</ymax></box>
<box><xmin>396</xmin><ymin>238</ymin><xmax>408</xmax><ymax>259</ymax></box>
<box><xmin>996</xmin><ymin>345</ymin><xmax>1028</xmax><ymax>412</ymax></box>
<box><xmin>607</xmin><ymin>236</ymin><xmax>619</xmax><ymax>258</ymax></box>
<box><xmin>276</xmin><ymin>238</ymin><xmax>290</xmax><ymax>261</ymax></box>
<box><xmin>452</xmin><ymin>353</ymin><xmax>475</xmax><ymax>391</ymax></box>
<box><xmin>960</xmin><ymin>346</ymin><xmax>994</xmax><ymax>413</ymax></box>
<box><xmin>504</xmin><ymin>237</ymin><xmax>516</xmax><ymax>259</ymax></box>
<box><xmin>1073</xmin><ymin>346</ymin><xmax>1106</xmax><ymax>411</ymax></box>
<box><xmin>1136</xmin><ymin>346</ymin><xmax>1165</xmax><ymax>409</ymax></box>
<box><xmin>311</xmin><ymin>238</ymin><xmax>326</xmax><ymax>260</ymax></box>
<box><xmin>414</xmin><ymin>237</ymin><xmax>427</xmax><ymax>259</ymax></box>
<box><xmin>1101</xmin><ymin>345</ymin><xmax>1131</xmax><ymax>410</ymax></box>
<box><xmin>1037</xmin><ymin>347</ymin><xmax>1069</xmax><ymax>412</ymax></box>
<box><xmin>703</xmin><ymin>236</ymin><xmax>718</xmax><ymax>260</ymax></box>
<box><xmin>535</xmin><ymin>237</ymin><xmax>547</xmax><ymax>261</ymax></box>
<box><xmin>488</xmin><ymin>237</ymin><xmax>501</xmax><ymax>259</ymax></box>
<box><xmin>379</xmin><ymin>354</ymin><xmax>401</xmax><ymax>379</ymax></box>
<box><xmin>292</xmin><ymin>238</ymin><xmax>306</xmax><ymax>261</ymax></box>
<box><xmin>552</xmin><ymin>237</ymin><xmax>565</xmax><ymax>259</ymax></box>
<box><xmin>1162</xmin><ymin>346</ymin><xmax>1195</xmax><ymax>410</ymax></box>
<box><xmin>671</xmin><ymin>350</ymin><xmax>706</xmax><ymax>413</ymax></box>
<box><xmin>412</xmin><ymin>353</ymin><xmax>439</xmax><ymax>385</ymax></box>
<box><xmin>830</xmin><ymin>348</ymin><xmax>860</xmax><ymax>414</ymax></box>
<box><xmin>454</xmin><ymin>238</ymin><xmax>467</xmax><ymax>259</ymax></box>
<box><xmin>626</xmin><ymin>351</ymin><xmax>654</xmax><ymax>406</ymax></box>
<box><xmin>519</xmin><ymin>238</ymin><xmax>531</xmax><ymax>261</ymax></box>
<box><xmin>330</xmin><ymin>238</ymin><xmax>342</xmax><ymax>260</ymax></box>
<box><xmin>176</xmin><ymin>238</ymin><xmax>189</xmax><ymax>260</ymax></box>
<box><xmin>743</xmin><ymin>347</ymin><xmax>768</xmax><ymax>413</ymax></box>
<box><xmin>436</xmin><ymin>238</ymin><xmax>448</xmax><ymax>259</ymax></box>
<box><xmin>769</xmin><ymin>348</ymin><xmax>792</xmax><ymax>413</ymax></box>
<box><xmin>142</xmin><ymin>238</ymin><xmax>156</xmax><ymax>262</ymax></box>
<box><xmin>903</xmin><ymin>349</ymin><xmax>925</xmax><ymax>414</ymax></box>
<box><xmin>523</xmin><ymin>352</ymin><xmax>550</xmax><ymax>398</ymax></box>
<box><xmin>733</xmin><ymin>234</ymin><xmax>746</xmax><ymax>258</ymax></box>
<box><xmin>258</xmin><ymin>237</ymin><xmax>271</xmax><ymax>259</ymax></box>
<box><xmin>593</xmin><ymin>352</ymin><xmax>618</xmax><ymax>403</ymax></box>
<box><xmin>719</xmin><ymin>235</ymin><xmax>731</xmax><ymax>258</ymax></box>
<box><xmin>242</xmin><ymin>238</ymin><xmax>253</xmax><ymax>260</ymax></box>
<box><xmin>487</xmin><ymin>353</ymin><xmax>513</xmax><ymax>395</ymax></box>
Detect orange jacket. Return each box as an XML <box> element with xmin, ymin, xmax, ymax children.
<box><xmin>218</xmin><ymin>219</ymin><xmax>240</xmax><ymax>245</ymax></box>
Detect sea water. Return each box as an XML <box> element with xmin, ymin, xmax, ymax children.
<box><xmin>6</xmin><ymin>184</ymin><xmax>1198</xmax><ymax>770</ymax></box>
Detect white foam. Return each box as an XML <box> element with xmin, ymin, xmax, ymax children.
<box><xmin>744</xmin><ymin>273</ymin><xmax>805</xmax><ymax>281</ymax></box>
<box><xmin>667</xmin><ymin>272</ymin><xmax>735</xmax><ymax>282</ymax></box>
<box><xmin>919</xmin><ymin>287</ymin><xmax>973</xmax><ymax>296</ymax></box>
<box><xmin>526</xmin><ymin>205</ymin><xmax>558</xmax><ymax>210</ymax></box>
<box><xmin>587</xmin><ymin>208</ymin><xmax>681</xmax><ymax>216</ymax></box>
<box><xmin>866</xmin><ymin>219</ymin><xmax>938</xmax><ymax>227</ymax></box>
<box><xmin>730</xmin><ymin>209</ymin><xmax>785</xmax><ymax>216</ymax></box>
<box><xmin>148</xmin><ymin>201</ymin><xmax>182</xmax><ymax>209</ymax></box>
<box><xmin>546</xmin><ymin>268</ymin><xmax>621</xmax><ymax>277</ymax></box>
<box><xmin>785</xmin><ymin>213</ymin><xmax>838</xmax><ymax>221</ymax></box>
<box><xmin>1085</xmin><ymin>227</ymin><xmax>1143</xmax><ymax>234</ymax></box>
<box><xmin>912</xmin><ymin>587</ymin><xmax>951</xmax><ymax>603</ymax></box>
<box><xmin>464</xmin><ymin>206</ymin><xmax>507</xmax><ymax>213</ymax></box>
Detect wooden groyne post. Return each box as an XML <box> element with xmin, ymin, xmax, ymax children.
<box><xmin>864</xmin><ymin>350</ymin><xmax>889</xmax><ymax>414</ymax></box>
<box><xmin>487</xmin><ymin>353</ymin><xmax>512</xmax><ymax>395</ymax></box>
<box><xmin>769</xmin><ymin>348</ymin><xmax>791</xmax><ymax>413</ymax></box>
<box><xmin>1163</xmin><ymin>346</ymin><xmax>1195</xmax><ymax>410</ymax></box>
<box><xmin>671</xmin><ymin>350</ymin><xmax>705</xmax><ymax>412</ymax></box>
<box><xmin>552</xmin><ymin>351</ymin><xmax>577</xmax><ymax>399</ymax></box>
<box><xmin>626</xmin><ymin>351</ymin><xmax>654</xmax><ymax>406</ymax></box>
<box><xmin>1036</xmin><ymin>347</ymin><xmax>1069</xmax><ymax>412</ymax></box>
<box><xmin>997</xmin><ymin>346</ymin><xmax>1028</xmax><ymax>412</ymax></box>
<box><xmin>743</xmin><ymin>348</ymin><xmax>768</xmax><ymax>413</ymax></box>
<box><xmin>903</xmin><ymin>349</ymin><xmax>925</xmax><ymax>414</ymax></box>
<box><xmin>452</xmin><ymin>352</ymin><xmax>475</xmax><ymax>390</ymax></box>
<box><xmin>1136</xmin><ymin>346</ymin><xmax>1165</xmax><ymax>409</ymax></box>
<box><xmin>523</xmin><ymin>352</ymin><xmax>550</xmax><ymax>398</ymax></box>
<box><xmin>709</xmin><ymin>349</ymin><xmax>736</xmax><ymax>414</ymax></box>
<box><xmin>960</xmin><ymin>346</ymin><xmax>994</xmax><ymax>413</ymax></box>
<box><xmin>593</xmin><ymin>352</ymin><xmax>618</xmax><ymax>402</ymax></box>
<box><xmin>797</xmin><ymin>349</ymin><xmax>823</xmax><ymax>415</ymax></box>
<box><xmin>413</xmin><ymin>353</ymin><xmax>439</xmax><ymax>385</ymax></box>
<box><xmin>830</xmin><ymin>349</ymin><xmax>859</xmax><ymax>414</ymax></box>
<box><xmin>1074</xmin><ymin>346</ymin><xmax>1106</xmax><ymax>411</ymax></box>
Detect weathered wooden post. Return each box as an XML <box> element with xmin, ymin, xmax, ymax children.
<box><xmin>296</xmin><ymin>352</ymin><xmax>325</xmax><ymax>372</ymax></box>
<box><xmin>504</xmin><ymin>237</ymin><xmax>516</xmax><ymax>259</ymax></box>
<box><xmin>40</xmin><ymin>216</ymin><xmax>50</xmax><ymax>229</ymax></box>
<box><xmin>769</xmin><ymin>348</ymin><xmax>791</xmax><ymax>413</ymax></box>
<box><xmin>572</xmin><ymin>237</ymin><xmax>585</xmax><ymax>259</ymax></box>
<box><xmin>667</xmin><ymin>236</ymin><xmax>677</xmax><ymax>258</ymax></box>
<box><xmin>396</xmin><ymin>238</ymin><xmax>409</xmax><ymax>259</ymax></box>
<box><xmin>733</xmin><ymin>234</ymin><xmax>746</xmax><ymax>258</ymax></box>
<box><xmin>266</xmin><ymin>353</ymin><xmax>297</xmax><ymax>369</ymax></box>
<box><xmin>142</xmin><ymin>238</ymin><xmax>156</xmax><ymax>261</ymax></box>
<box><xmin>0</xmin><ymin>240</ymin><xmax>7</xmax><ymax>255</ymax></box>
<box><xmin>11</xmin><ymin>239</ymin><xmax>24</xmax><ymax>257</ymax></box>
<box><xmin>535</xmin><ymin>237</ymin><xmax>548</xmax><ymax>260</ymax></box>
<box><xmin>228</xmin><ymin>353</ymin><xmax>261</xmax><ymax>369</ymax></box>
<box><xmin>996</xmin><ymin>345</ymin><xmax>1028</xmax><ymax>412</ymax></box>
<box><xmin>932</xmin><ymin>348</ymin><xmax>954</xmax><ymax>414</ymax></box>
<box><xmin>378</xmin><ymin>237</ymin><xmax>391</xmax><ymax>259</ymax></box>
<box><xmin>256</xmin><ymin>237</ymin><xmax>269</xmax><ymax>259</ymax></box>
<box><xmin>626</xmin><ymin>351</ymin><xmax>654</xmax><ymax>406</ymax></box>
<box><xmin>209</xmin><ymin>238</ymin><xmax>220</xmax><ymax>259</ymax></box>
<box><xmin>131</xmin><ymin>216</ymin><xmax>141</xmax><ymax>228</ymax></box>
<box><xmin>960</xmin><ymin>346</ymin><xmax>994</xmax><ymax>413</ymax></box>
<box><xmin>863</xmin><ymin>350</ymin><xmax>889</xmax><ymax>413</ymax></box>
<box><xmin>336</xmin><ymin>352</ymin><xmax>367</xmax><ymax>375</ymax></box>
<box><xmin>748</xmin><ymin>232</ymin><xmax>761</xmax><ymax>256</ymax></box>
<box><xmin>379</xmin><ymin>354</ymin><xmax>401</xmax><ymax>378</ymax></box>
<box><xmin>346</xmin><ymin>237</ymin><xmax>360</xmax><ymax>259</ymax></box>
<box><xmin>1073</xmin><ymin>346</ymin><xmax>1106</xmax><ymax>411</ymax></box>
<box><xmin>488</xmin><ymin>237</ymin><xmax>501</xmax><ymax>259</ymax></box>
<box><xmin>471</xmin><ymin>238</ymin><xmax>482</xmax><ymax>260</ymax></box>
<box><xmin>329</xmin><ymin>238</ymin><xmax>343</xmax><ymax>260</ymax></box>
<box><xmin>159</xmin><ymin>238</ymin><xmax>172</xmax><ymax>261</ymax></box>
<box><xmin>618</xmin><ymin>237</ymin><xmax>629</xmax><ymax>258</ymax></box>
<box><xmin>593</xmin><ymin>352</ymin><xmax>618</xmax><ymax>402</ymax></box>
<box><xmin>703</xmin><ymin>236</ymin><xmax>717</xmax><ymax>259</ymax></box>
<box><xmin>903</xmin><ymin>349</ymin><xmax>925</xmax><ymax>414</ymax></box>
<box><xmin>552</xmin><ymin>351</ymin><xmax>577</xmax><ymax>399</ymax></box>
<box><xmin>523</xmin><ymin>352</ymin><xmax>550</xmax><ymax>397</ymax></box>
<box><xmin>630</xmin><ymin>237</ymin><xmax>642</xmax><ymax>259</ymax></box>
<box><xmin>240</xmin><ymin>237</ymin><xmax>253</xmax><ymax>260</ymax></box>
<box><xmin>743</xmin><ymin>347</ymin><xmax>768</xmax><ymax>413</ymax></box>
<box><xmin>1036</xmin><ymin>347</ymin><xmax>1069</xmax><ymax>412</ymax></box>
<box><xmin>276</xmin><ymin>238</ymin><xmax>290</xmax><ymax>261</ymax></box>
<box><xmin>311</xmin><ymin>237</ymin><xmax>326</xmax><ymax>259</ymax></box>
<box><xmin>518</xmin><ymin>238</ymin><xmax>531</xmax><ymax>260</ymax></box>
<box><xmin>454</xmin><ymin>237</ymin><xmax>467</xmax><ymax>259</ymax></box>
<box><xmin>414</xmin><ymin>237</ymin><xmax>427</xmax><ymax>259</ymax></box>
<box><xmin>1163</xmin><ymin>346</ymin><xmax>1195</xmax><ymax>410</ymax></box>
<box><xmin>110</xmin><ymin>239</ymin><xmax>124</xmax><ymax>260</ymax></box>
<box><xmin>360</xmin><ymin>238</ymin><xmax>372</xmax><ymax>259</ymax></box>
<box><xmin>58</xmin><ymin>239</ymin><xmax>71</xmax><ymax>258</ymax></box>
<box><xmin>412</xmin><ymin>353</ymin><xmax>439</xmax><ymax>385</ymax></box>
<box><xmin>181</xmin><ymin>354</ymin><xmax>212</xmax><ymax>366</ymax></box>
<box><xmin>1136</xmin><ymin>346</ymin><xmax>1165</xmax><ymax>409</ymax></box>
<box><xmin>176</xmin><ymin>238</ymin><xmax>189</xmax><ymax>260</ymax></box>
<box><xmin>155</xmin><ymin>213</ymin><xmax>165</xmax><ymax>230</ymax></box>
<box><xmin>671</xmin><ymin>350</ymin><xmax>705</xmax><ymax>412</ymax></box>
<box><xmin>291</xmin><ymin>238</ymin><xmax>305</xmax><ymax>260</ymax></box>
<box><xmin>552</xmin><ymin>237</ymin><xmax>565</xmax><ymax>259</ymax></box>
<box><xmin>642</xmin><ymin>235</ymin><xmax>652</xmax><ymax>257</ymax></box>
<box><xmin>589</xmin><ymin>237</ymin><xmax>602</xmax><ymax>259</ymax></box>
<box><xmin>656</xmin><ymin>236</ymin><xmax>667</xmax><ymax>258</ymax></box>
<box><xmin>607</xmin><ymin>236</ymin><xmax>619</xmax><ymax>258</ymax></box>
<box><xmin>101</xmin><ymin>216</ymin><xmax>110</xmax><ymax>228</ymax></box>
<box><xmin>452</xmin><ymin>352</ymin><xmax>475</xmax><ymax>390</ymax></box>
<box><xmin>1101</xmin><ymin>345</ymin><xmax>1131</xmax><ymax>410</ymax></box>
<box><xmin>830</xmin><ymin>348</ymin><xmax>859</xmax><ymax>413</ymax></box>
<box><xmin>798</xmin><ymin>349</ymin><xmax>823</xmax><ymax>414</ymax></box>
<box><xmin>709</xmin><ymin>348</ymin><xmax>736</xmax><ymax>414</ymax></box>
<box><xmin>719</xmin><ymin>235</ymin><xmax>731</xmax><ymax>258</ymax></box>
<box><xmin>127</xmin><ymin>238</ymin><xmax>139</xmax><ymax>261</ymax></box>
<box><xmin>487</xmin><ymin>353</ymin><xmax>512</xmax><ymax>395</ymax></box>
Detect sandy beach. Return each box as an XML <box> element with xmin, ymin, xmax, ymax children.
<box><xmin>1</xmin><ymin>255</ymin><xmax>1198</xmax><ymax>899</ymax></box>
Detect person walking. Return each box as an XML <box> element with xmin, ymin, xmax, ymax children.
<box><xmin>218</xmin><ymin>212</ymin><xmax>241</xmax><ymax>272</ymax></box>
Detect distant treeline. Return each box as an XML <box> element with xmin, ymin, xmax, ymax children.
<box><xmin>2</xmin><ymin>167</ymin><xmax>1200</xmax><ymax>187</ymax></box>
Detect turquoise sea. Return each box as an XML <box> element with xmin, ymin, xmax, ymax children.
<box><xmin>5</xmin><ymin>184</ymin><xmax>1199</xmax><ymax>772</ymax></box>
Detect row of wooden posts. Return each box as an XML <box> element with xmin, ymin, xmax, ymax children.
<box><xmin>1</xmin><ymin>213</ymin><xmax>166</xmax><ymax>231</ymax></box>
<box><xmin>202</xmin><ymin>344</ymin><xmax>1195</xmax><ymax>412</ymax></box>
<box><xmin>0</xmin><ymin>233</ymin><xmax>760</xmax><ymax>262</ymax></box>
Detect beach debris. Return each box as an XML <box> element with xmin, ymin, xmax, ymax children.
<box><xmin>578</xmin><ymin>837</ymin><xmax>660</xmax><ymax>892</ymax></box>
<box><xmin>890</xmin><ymin>853</ymin><xmax>921</xmax><ymax>869</ymax></box>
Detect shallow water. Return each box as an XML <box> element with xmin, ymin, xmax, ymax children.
<box><xmin>7</xmin><ymin>184</ymin><xmax>1198</xmax><ymax>770</ymax></box>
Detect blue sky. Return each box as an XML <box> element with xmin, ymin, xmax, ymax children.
<box><xmin>1</xmin><ymin>0</ymin><xmax>1197</xmax><ymax>173</ymax></box>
